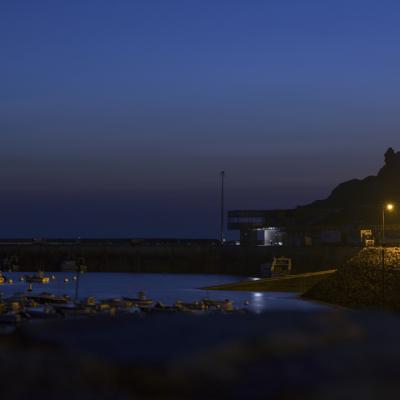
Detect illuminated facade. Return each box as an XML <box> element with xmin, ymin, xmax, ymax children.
<box><xmin>228</xmin><ymin>208</ymin><xmax>400</xmax><ymax>246</ymax></box>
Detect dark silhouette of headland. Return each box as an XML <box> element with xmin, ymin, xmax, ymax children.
<box><xmin>310</xmin><ymin>147</ymin><xmax>400</xmax><ymax>208</ymax></box>
<box><xmin>229</xmin><ymin>148</ymin><xmax>400</xmax><ymax>245</ymax></box>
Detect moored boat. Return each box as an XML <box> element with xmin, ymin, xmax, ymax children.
<box><xmin>24</xmin><ymin>305</ymin><xmax>62</xmax><ymax>320</ymax></box>
<box><xmin>25</xmin><ymin>271</ymin><xmax>50</xmax><ymax>284</ymax></box>
<box><xmin>202</xmin><ymin>298</ymin><xmax>234</xmax><ymax>311</ymax></box>
<box><xmin>26</xmin><ymin>293</ymin><xmax>70</xmax><ymax>305</ymax></box>
<box><xmin>175</xmin><ymin>300</ymin><xmax>206</xmax><ymax>311</ymax></box>
<box><xmin>122</xmin><ymin>291</ymin><xmax>153</xmax><ymax>307</ymax></box>
<box><xmin>53</xmin><ymin>303</ymin><xmax>97</xmax><ymax>318</ymax></box>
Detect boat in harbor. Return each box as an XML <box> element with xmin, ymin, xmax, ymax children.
<box><xmin>145</xmin><ymin>301</ymin><xmax>180</xmax><ymax>313</ymax></box>
<box><xmin>175</xmin><ymin>300</ymin><xmax>206</xmax><ymax>311</ymax></box>
<box><xmin>100</xmin><ymin>298</ymin><xmax>132</xmax><ymax>308</ymax></box>
<box><xmin>23</xmin><ymin>305</ymin><xmax>62</xmax><ymax>320</ymax></box>
<box><xmin>98</xmin><ymin>298</ymin><xmax>143</xmax><ymax>316</ymax></box>
<box><xmin>25</xmin><ymin>271</ymin><xmax>50</xmax><ymax>284</ymax></box>
<box><xmin>122</xmin><ymin>291</ymin><xmax>153</xmax><ymax>307</ymax></box>
<box><xmin>26</xmin><ymin>293</ymin><xmax>70</xmax><ymax>305</ymax></box>
<box><xmin>202</xmin><ymin>298</ymin><xmax>234</xmax><ymax>311</ymax></box>
<box><xmin>53</xmin><ymin>303</ymin><xmax>98</xmax><ymax>318</ymax></box>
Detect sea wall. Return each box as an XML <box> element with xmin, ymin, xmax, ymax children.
<box><xmin>0</xmin><ymin>241</ymin><xmax>361</xmax><ymax>275</ymax></box>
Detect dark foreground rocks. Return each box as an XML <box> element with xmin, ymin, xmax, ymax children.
<box><xmin>2</xmin><ymin>310</ymin><xmax>400</xmax><ymax>399</ymax></box>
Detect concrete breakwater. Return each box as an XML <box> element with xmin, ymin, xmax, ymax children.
<box><xmin>206</xmin><ymin>270</ymin><xmax>337</xmax><ymax>293</ymax></box>
<box><xmin>0</xmin><ymin>240</ymin><xmax>360</xmax><ymax>275</ymax></box>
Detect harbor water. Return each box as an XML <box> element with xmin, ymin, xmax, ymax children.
<box><xmin>0</xmin><ymin>273</ymin><xmax>329</xmax><ymax>313</ymax></box>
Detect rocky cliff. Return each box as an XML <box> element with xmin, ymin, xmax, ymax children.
<box><xmin>296</xmin><ymin>148</ymin><xmax>400</xmax><ymax>226</ymax></box>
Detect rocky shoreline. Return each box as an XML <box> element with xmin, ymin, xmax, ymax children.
<box><xmin>303</xmin><ymin>247</ymin><xmax>400</xmax><ymax>309</ymax></box>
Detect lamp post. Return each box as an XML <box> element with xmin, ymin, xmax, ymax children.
<box><xmin>74</xmin><ymin>237</ymin><xmax>82</xmax><ymax>304</ymax></box>
<box><xmin>220</xmin><ymin>171</ymin><xmax>225</xmax><ymax>244</ymax></box>
<box><xmin>381</xmin><ymin>203</ymin><xmax>394</xmax><ymax>303</ymax></box>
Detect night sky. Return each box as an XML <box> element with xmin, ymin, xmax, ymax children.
<box><xmin>1</xmin><ymin>0</ymin><xmax>400</xmax><ymax>238</ymax></box>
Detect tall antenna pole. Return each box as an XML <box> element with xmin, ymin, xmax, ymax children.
<box><xmin>220</xmin><ymin>171</ymin><xmax>225</xmax><ymax>244</ymax></box>
<box><xmin>74</xmin><ymin>266</ymin><xmax>80</xmax><ymax>303</ymax></box>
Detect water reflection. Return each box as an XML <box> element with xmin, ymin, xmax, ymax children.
<box><xmin>251</xmin><ymin>292</ymin><xmax>265</xmax><ymax>314</ymax></box>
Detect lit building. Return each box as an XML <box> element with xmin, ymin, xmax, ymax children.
<box><xmin>228</xmin><ymin>148</ymin><xmax>400</xmax><ymax>246</ymax></box>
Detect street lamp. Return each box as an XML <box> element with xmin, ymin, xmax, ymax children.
<box><xmin>219</xmin><ymin>171</ymin><xmax>226</xmax><ymax>244</ymax></box>
<box><xmin>381</xmin><ymin>203</ymin><xmax>394</xmax><ymax>302</ymax></box>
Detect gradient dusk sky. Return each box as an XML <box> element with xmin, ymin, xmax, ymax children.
<box><xmin>1</xmin><ymin>0</ymin><xmax>400</xmax><ymax>238</ymax></box>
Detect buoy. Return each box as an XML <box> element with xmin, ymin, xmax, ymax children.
<box><xmin>73</xmin><ymin>276</ymin><xmax>77</xmax><ymax>281</ymax></box>
<box><xmin>51</xmin><ymin>275</ymin><xmax>56</xmax><ymax>280</ymax></box>
<box><xmin>8</xmin><ymin>279</ymin><xmax>13</xmax><ymax>284</ymax></box>
<box><xmin>64</xmin><ymin>277</ymin><xmax>69</xmax><ymax>283</ymax></box>
<box><xmin>86</xmin><ymin>296</ymin><xmax>96</xmax><ymax>306</ymax></box>
<box><xmin>223</xmin><ymin>299</ymin><xmax>234</xmax><ymax>311</ymax></box>
<box><xmin>19</xmin><ymin>276</ymin><xmax>25</xmax><ymax>282</ymax></box>
<box><xmin>244</xmin><ymin>300</ymin><xmax>250</xmax><ymax>306</ymax></box>
<box><xmin>27</xmin><ymin>283</ymin><xmax>33</xmax><ymax>292</ymax></box>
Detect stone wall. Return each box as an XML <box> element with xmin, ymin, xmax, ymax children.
<box><xmin>0</xmin><ymin>242</ymin><xmax>360</xmax><ymax>275</ymax></box>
